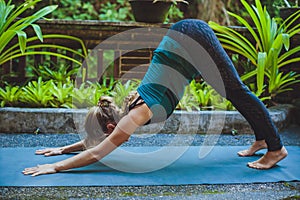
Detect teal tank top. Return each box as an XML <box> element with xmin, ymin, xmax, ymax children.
<box><xmin>137</xmin><ymin>35</ymin><xmax>200</xmax><ymax>123</ymax></box>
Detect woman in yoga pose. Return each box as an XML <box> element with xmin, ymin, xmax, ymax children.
<box><xmin>23</xmin><ymin>19</ymin><xmax>287</xmax><ymax>176</ymax></box>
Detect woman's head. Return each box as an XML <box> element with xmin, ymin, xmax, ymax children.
<box><xmin>83</xmin><ymin>96</ymin><xmax>122</xmax><ymax>148</ymax></box>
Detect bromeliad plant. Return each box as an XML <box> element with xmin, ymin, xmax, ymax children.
<box><xmin>29</xmin><ymin>63</ymin><xmax>80</xmax><ymax>83</ymax></box>
<box><xmin>0</xmin><ymin>0</ymin><xmax>87</xmax><ymax>66</ymax></box>
<box><xmin>71</xmin><ymin>80</ymin><xmax>115</xmax><ymax>108</ymax></box>
<box><xmin>189</xmin><ymin>80</ymin><xmax>214</xmax><ymax>110</ymax></box>
<box><xmin>0</xmin><ymin>77</ymin><xmax>236</xmax><ymax>110</ymax></box>
<box><xmin>177</xmin><ymin>84</ymin><xmax>200</xmax><ymax>112</ymax></box>
<box><xmin>0</xmin><ymin>84</ymin><xmax>22</xmax><ymax>107</ymax></box>
<box><xmin>0</xmin><ymin>78</ymin><xmax>114</xmax><ymax>108</ymax></box>
<box><xmin>109</xmin><ymin>79</ymin><xmax>140</xmax><ymax>107</ymax></box>
<box><xmin>49</xmin><ymin>78</ymin><xmax>74</xmax><ymax>108</ymax></box>
<box><xmin>209</xmin><ymin>0</ymin><xmax>300</xmax><ymax>101</ymax></box>
<box><xmin>177</xmin><ymin>80</ymin><xmax>234</xmax><ymax>111</ymax></box>
<box><xmin>20</xmin><ymin>77</ymin><xmax>54</xmax><ymax>108</ymax></box>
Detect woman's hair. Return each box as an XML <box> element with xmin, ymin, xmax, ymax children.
<box><xmin>83</xmin><ymin>96</ymin><xmax>122</xmax><ymax>148</ymax></box>
<box><xmin>83</xmin><ymin>92</ymin><xmax>138</xmax><ymax>148</ymax></box>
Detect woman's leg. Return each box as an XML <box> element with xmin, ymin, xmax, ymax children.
<box><xmin>167</xmin><ymin>19</ymin><xmax>287</xmax><ymax>168</ymax></box>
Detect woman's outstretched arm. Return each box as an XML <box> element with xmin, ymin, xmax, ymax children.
<box><xmin>35</xmin><ymin>141</ymin><xmax>86</xmax><ymax>156</ymax></box>
<box><xmin>23</xmin><ymin>104</ymin><xmax>152</xmax><ymax>176</ymax></box>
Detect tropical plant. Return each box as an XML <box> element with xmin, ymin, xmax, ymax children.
<box><xmin>0</xmin><ymin>84</ymin><xmax>23</xmax><ymax>107</ymax></box>
<box><xmin>210</xmin><ymin>91</ymin><xmax>235</xmax><ymax>111</ymax></box>
<box><xmin>51</xmin><ymin>0</ymin><xmax>99</xmax><ymax>20</ymax></box>
<box><xmin>71</xmin><ymin>80</ymin><xmax>114</xmax><ymax>108</ymax></box>
<box><xmin>29</xmin><ymin>62</ymin><xmax>80</xmax><ymax>83</ymax></box>
<box><xmin>177</xmin><ymin>84</ymin><xmax>200</xmax><ymax>111</ymax></box>
<box><xmin>155</xmin><ymin>0</ymin><xmax>189</xmax><ymax>23</ymax></box>
<box><xmin>110</xmin><ymin>79</ymin><xmax>140</xmax><ymax>107</ymax></box>
<box><xmin>71</xmin><ymin>82</ymin><xmax>97</xmax><ymax>108</ymax></box>
<box><xmin>209</xmin><ymin>0</ymin><xmax>300</xmax><ymax>102</ymax></box>
<box><xmin>0</xmin><ymin>77</ymin><xmax>237</xmax><ymax>110</ymax></box>
<box><xmin>165</xmin><ymin>3</ymin><xmax>186</xmax><ymax>23</ymax></box>
<box><xmin>177</xmin><ymin>80</ymin><xmax>235</xmax><ymax>111</ymax></box>
<box><xmin>89</xmin><ymin>80</ymin><xmax>115</xmax><ymax>106</ymax></box>
<box><xmin>100</xmin><ymin>76</ymin><xmax>116</xmax><ymax>93</ymax></box>
<box><xmin>49</xmin><ymin>79</ymin><xmax>74</xmax><ymax>108</ymax></box>
<box><xmin>0</xmin><ymin>0</ymin><xmax>87</xmax><ymax>66</ymax></box>
<box><xmin>189</xmin><ymin>80</ymin><xmax>215</xmax><ymax>110</ymax></box>
<box><xmin>20</xmin><ymin>77</ymin><xmax>54</xmax><ymax>107</ymax></box>
<box><xmin>100</xmin><ymin>0</ymin><xmax>134</xmax><ymax>21</ymax></box>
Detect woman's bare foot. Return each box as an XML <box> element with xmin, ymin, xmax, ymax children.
<box><xmin>237</xmin><ymin>140</ymin><xmax>267</xmax><ymax>157</ymax></box>
<box><xmin>247</xmin><ymin>146</ymin><xmax>288</xmax><ymax>169</ymax></box>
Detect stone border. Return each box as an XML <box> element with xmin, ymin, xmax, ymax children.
<box><xmin>0</xmin><ymin>104</ymin><xmax>293</xmax><ymax>134</ymax></box>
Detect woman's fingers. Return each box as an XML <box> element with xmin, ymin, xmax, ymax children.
<box><xmin>44</xmin><ymin>151</ymin><xmax>56</xmax><ymax>156</ymax></box>
<box><xmin>35</xmin><ymin>149</ymin><xmax>52</xmax><ymax>154</ymax></box>
<box><xmin>35</xmin><ymin>148</ymin><xmax>62</xmax><ymax>156</ymax></box>
<box><xmin>22</xmin><ymin>164</ymin><xmax>57</xmax><ymax>176</ymax></box>
<box><xmin>45</xmin><ymin>150</ymin><xmax>62</xmax><ymax>156</ymax></box>
<box><xmin>22</xmin><ymin>166</ymin><xmax>38</xmax><ymax>175</ymax></box>
<box><xmin>31</xmin><ymin>170</ymin><xmax>44</xmax><ymax>177</ymax></box>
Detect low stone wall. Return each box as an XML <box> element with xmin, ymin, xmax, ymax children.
<box><xmin>0</xmin><ymin>104</ymin><xmax>293</xmax><ymax>134</ymax></box>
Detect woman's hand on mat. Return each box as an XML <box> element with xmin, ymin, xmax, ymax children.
<box><xmin>35</xmin><ymin>148</ymin><xmax>63</xmax><ymax>156</ymax></box>
<box><xmin>23</xmin><ymin>164</ymin><xmax>57</xmax><ymax>176</ymax></box>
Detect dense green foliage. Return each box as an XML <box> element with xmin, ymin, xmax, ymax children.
<box><xmin>0</xmin><ymin>0</ymin><xmax>87</xmax><ymax>66</ymax></box>
<box><xmin>48</xmin><ymin>0</ymin><xmax>185</xmax><ymax>23</ymax></box>
<box><xmin>0</xmin><ymin>63</ymin><xmax>233</xmax><ymax>110</ymax></box>
<box><xmin>209</xmin><ymin>0</ymin><xmax>300</xmax><ymax>104</ymax></box>
<box><xmin>0</xmin><ymin>76</ymin><xmax>234</xmax><ymax>111</ymax></box>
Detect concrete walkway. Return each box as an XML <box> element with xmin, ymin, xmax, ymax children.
<box><xmin>0</xmin><ymin>124</ymin><xmax>299</xmax><ymax>200</ymax></box>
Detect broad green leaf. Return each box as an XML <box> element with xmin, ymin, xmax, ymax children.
<box><xmin>31</xmin><ymin>24</ymin><xmax>43</xmax><ymax>42</ymax></box>
<box><xmin>282</xmin><ymin>33</ymin><xmax>290</xmax><ymax>51</ymax></box>
<box><xmin>23</xmin><ymin>5</ymin><xmax>58</xmax><ymax>25</ymax></box>
<box><xmin>257</xmin><ymin>52</ymin><xmax>267</xmax><ymax>96</ymax></box>
<box><xmin>15</xmin><ymin>30</ymin><xmax>26</xmax><ymax>54</ymax></box>
<box><xmin>0</xmin><ymin>0</ymin><xmax>14</xmax><ymax>33</ymax></box>
<box><xmin>4</xmin><ymin>0</ymin><xmax>39</xmax><ymax>32</ymax></box>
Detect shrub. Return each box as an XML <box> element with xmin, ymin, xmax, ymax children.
<box><xmin>209</xmin><ymin>0</ymin><xmax>300</xmax><ymax>103</ymax></box>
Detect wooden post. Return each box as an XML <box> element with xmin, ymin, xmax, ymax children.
<box><xmin>114</xmin><ymin>50</ymin><xmax>121</xmax><ymax>80</ymax></box>
<box><xmin>17</xmin><ymin>56</ymin><xmax>26</xmax><ymax>84</ymax></box>
<box><xmin>97</xmin><ymin>49</ymin><xmax>104</xmax><ymax>82</ymax></box>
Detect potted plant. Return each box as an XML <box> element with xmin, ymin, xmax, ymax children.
<box><xmin>129</xmin><ymin>0</ymin><xmax>188</xmax><ymax>23</ymax></box>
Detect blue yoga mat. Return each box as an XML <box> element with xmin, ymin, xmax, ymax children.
<box><xmin>0</xmin><ymin>146</ymin><xmax>299</xmax><ymax>186</ymax></box>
